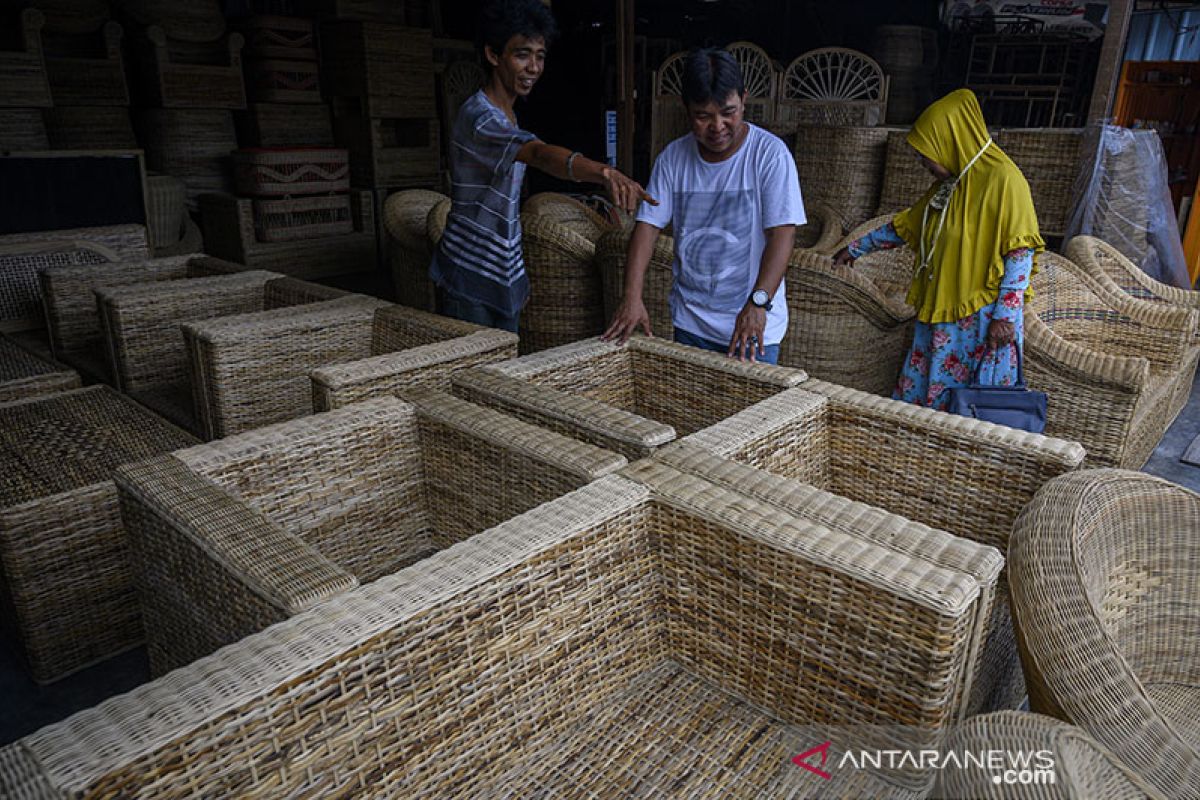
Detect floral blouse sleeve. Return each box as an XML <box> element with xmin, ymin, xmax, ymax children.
<box><xmin>992</xmin><ymin>248</ymin><xmax>1034</xmax><ymax>323</ymax></box>
<box><xmin>847</xmin><ymin>221</ymin><xmax>905</xmax><ymax>259</ymax></box>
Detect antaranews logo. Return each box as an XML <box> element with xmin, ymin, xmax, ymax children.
<box><xmin>791</xmin><ymin>740</ymin><xmax>1057</xmax><ymax>787</ymax></box>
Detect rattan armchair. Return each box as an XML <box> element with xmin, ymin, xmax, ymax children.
<box><xmin>1026</xmin><ymin>251</ymin><xmax>1199</xmax><ymax>469</ymax></box>
<box><xmin>0</xmin><ymin>334</ymin><xmax>79</xmax><ymax>404</ymax></box>
<box><xmin>596</xmin><ymin>224</ymin><xmax>675</xmax><ymax>338</ymax></box>
<box><xmin>117</xmin><ymin>391</ymin><xmax>626</xmax><ymax>675</ymax></box>
<box><xmin>184</xmin><ymin>299</ymin><xmax>517</xmax><ymax>439</ymax></box>
<box><xmin>5</xmin><ymin>461</ymin><xmax>1000</xmax><ymax>797</ymax></box>
<box><xmin>0</xmin><ymin>386</ymin><xmax>197</xmax><ymax>684</ymax></box>
<box><xmin>935</xmin><ymin>711</ymin><xmax>1165</xmax><ymax>799</ymax></box>
<box><xmin>1010</xmin><ymin>469</ymin><xmax>1200</xmax><ymax>799</ymax></box>
<box><xmin>95</xmin><ymin>270</ymin><xmax>349</xmax><ymax>434</ymax></box>
<box><xmin>833</xmin><ymin>212</ymin><xmax>916</xmax><ymax>304</ymax></box>
<box><xmin>1066</xmin><ymin>235</ymin><xmax>1200</xmax><ymax>334</ymax></box>
<box><xmin>524</xmin><ymin>191</ymin><xmax>614</xmax><ymax>243</ymax></box>
<box><xmin>384</xmin><ymin>188</ymin><xmax>445</xmax><ymax>311</ymax></box>
<box><xmin>779</xmin><ymin>248</ymin><xmax>915</xmax><ymax>394</ymax></box>
<box><xmin>452</xmin><ymin>336</ymin><xmax>806</xmax><ymax>461</ymax></box>
<box><xmin>795</xmin><ymin>199</ymin><xmax>843</xmax><ymax>252</ymax></box>
<box><xmin>656</xmin><ymin>382</ymin><xmax>1086</xmax><ymax>714</ymax></box>
<box><xmin>38</xmin><ymin>253</ymin><xmax>241</xmax><ymax>381</ymax></box>
<box><xmin>519</xmin><ymin>211</ymin><xmax>605</xmax><ymax>353</ymax></box>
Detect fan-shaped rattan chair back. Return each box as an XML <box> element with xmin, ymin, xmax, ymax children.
<box><xmin>726</xmin><ymin>41</ymin><xmax>776</xmax><ymax>125</ymax></box>
<box><xmin>651</xmin><ymin>50</ymin><xmax>689</xmax><ymax>163</ymax></box>
<box><xmin>442</xmin><ymin>60</ymin><xmax>484</xmax><ymax>124</ymax></box>
<box><xmin>779</xmin><ymin>47</ymin><xmax>888</xmax><ymax>128</ymax></box>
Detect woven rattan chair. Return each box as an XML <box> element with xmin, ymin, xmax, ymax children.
<box><xmin>95</xmin><ymin>270</ymin><xmax>349</xmax><ymax>434</ymax></box>
<box><xmin>0</xmin><ymin>386</ymin><xmax>197</xmax><ymax>684</ymax></box>
<box><xmin>794</xmin><ymin>200</ymin><xmax>843</xmax><ymax>252</ymax></box>
<box><xmin>650</xmin><ymin>50</ymin><xmax>689</xmax><ymax>162</ymax></box>
<box><xmin>4</xmin><ymin>460</ymin><xmax>1003</xmax><ymax>797</ymax></box>
<box><xmin>595</xmin><ymin>224</ymin><xmax>675</xmax><ymax>339</ymax></box>
<box><xmin>519</xmin><ymin>211</ymin><xmax>606</xmax><ymax>353</ymax></box>
<box><xmin>831</xmin><ymin>213</ymin><xmax>915</xmax><ymax>303</ymax></box>
<box><xmin>38</xmin><ymin>253</ymin><xmax>240</xmax><ymax>381</ymax></box>
<box><xmin>935</xmin><ymin>711</ymin><xmax>1165</xmax><ymax>799</ymax></box>
<box><xmin>1010</xmin><ymin>469</ymin><xmax>1200</xmax><ymax>798</ymax></box>
<box><xmin>1067</xmin><ymin>235</ymin><xmax>1200</xmax><ymax>333</ymax></box>
<box><xmin>184</xmin><ymin>300</ymin><xmax>518</xmax><ymax>439</ymax></box>
<box><xmin>384</xmin><ymin>188</ymin><xmax>445</xmax><ymax>312</ymax></box>
<box><xmin>1026</xmin><ymin>251</ymin><xmax>1199</xmax><ymax>469</ymax></box>
<box><xmin>793</xmin><ymin>125</ymin><xmax>892</xmax><ymax>232</ymax></box>
<box><xmin>117</xmin><ymin>391</ymin><xmax>626</xmax><ymax>675</ymax></box>
<box><xmin>524</xmin><ymin>192</ymin><xmax>614</xmax><ymax>243</ymax></box>
<box><xmin>655</xmin><ymin>383</ymin><xmax>1085</xmax><ymax>714</ymax></box>
<box><xmin>778</xmin><ymin>47</ymin><xmax>889</xmax><ymax>128</ymax></box>
<box><xmin>452</xmin><ymin>336</ymin><xmax>806</xmax><ymax>461</ymax></box>
<box><xmin>0</xmin><ymin>333</ymin><xmax>79</xmax><ymax>403</ymax></box>
<box><xmin>779</xmin><ymin>248</ymin><xmax>915</xmax><ymax>394</ymax></box>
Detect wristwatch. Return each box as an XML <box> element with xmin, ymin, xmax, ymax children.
<box><xmin>750</xmin><ymin>289</ymin><xmax>772</xmax><ymax>311</ymax></box>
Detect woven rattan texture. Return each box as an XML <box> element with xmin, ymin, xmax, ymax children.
<box><xmin>1</xmin><ymin>463</ymin><xmax>993</xmax><ymax>797</ymax></box>
<box><xmin>0</xmin><ymin>386</ymin><xmax>197</xmax><ymax>683</ymax></box>
<box><xmin>792</xmin><ymin>125</ymin><xmax>893</xmax><ymax>231</ymax></box>
<box><xmin>384</xmin><ymin>189</ymin><xmax>445</xmax><ymax>312</ymax></box>
<box><xmin>0</xmin><ymin>335</ymin><xmax>79</xmax><ymax>404</ymax></box>
<box><xmin>519</xmin><ymin>213</ymin><xmax>604</xmax><ymax>353</ymax></box>
<box><xmin>1010</xmin><ymin>470</ymin><xmax>1200</xmax><ymax>798</ymax></box>
<box><xmin>596</xmin><ymin>225</ymin><xmax>675</xmax><ymax>339</ymax></box>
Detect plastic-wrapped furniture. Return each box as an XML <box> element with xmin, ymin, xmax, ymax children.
<box><xmin>0</xmin><ymin>385</ymin><xmax>197</xmax><ymax>683</ymax></box>
<box><xmin>779</xmin><ymin>248</ymin><xmax>915</xmax><ymax>395</ymax></box>
<box><xmin>117</xmin><ymin>391</ymin><xmax>626</xmax><ymax>675</ymax></box>
<box><xmin>38</xmin><ymin>253</ymin><xmax>240</xmax><ymax>381</ymax></box>
<box><xmin>1067</xmin><ymin>235</ymin><xmax>1200</xmax><ymax>337</ymax></box>
<box><xmin>935</xmin><ymin>711</ymin><xmax>1164</xmax><ymax>799</ymax></box>
<box><xmin>452</xmin><ymin>336</ymin><xmax>806</xmax><ymax>461</ymax></box>
<box><xmin>654</xmin><ymin>383</ymin><xmax>1085</xmax><ymax>713</ymax></box>
<box><xmin>183</xmin><ymin>300</ymin><xmax>517</xmax><ymax>439</ymax></box>
<box><xmin>94</xmin><ymin>270</ymin><xmax>348</xmax><ymax>433</ymax></box>
<box><xmin>519</xmin><ymin>212</ymin><xmax>604</xmax><ymax>353</ymax></box>
<box><xmin>1026</xmin><ymin>251</ymin><xmax>1199</xmax><ymax>468</ymax></box>
<box><xmin>383</xmin><ymin>188</ymin><xmax>445</xmax><ymax>311</ymax></box>
<box><xmin>596</xmin><ymin>225</ymin><xmax>675</xmax><ymax>339</ymax></box>
<box><xmin>3</xmin><ymin>460</ymin><xmax>1000</xmax><ymax>797</ymax></box>
<box><xmin>0</xmin><ymin>333</ymin><xmax>79</xmax><ymax>403</ymax></box>
<box><xmin>1010</xmin><ymin>469</ymin><xmax>1200</xmax><ymax>799</ymax></box>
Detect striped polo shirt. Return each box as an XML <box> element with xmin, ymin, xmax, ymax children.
<box><xmin>429</xmin><ymin>90</ymin><xmax>537</xmax><ymax>315</ymax></box>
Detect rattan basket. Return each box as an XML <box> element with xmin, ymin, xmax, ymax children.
<box><xmin>247</xmin><ymin>57</ymin><xmax>321</xmax><ymax>104</ymax></box>
<box><xmin>253</xmin><ymin>194</ymin><xmax>353</xmax><ymax>242</ymax></box>
<box><xmin>145</xmin><ymin>173</ymin><xmax>187</xmax><ymax>249</ymax></box>
<box><xmin>233</xmin><ymin>147</ymin><xmax>350</xmax><ymax>196</ymax></box>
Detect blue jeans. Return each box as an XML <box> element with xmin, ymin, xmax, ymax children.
<box><xmin>436</xmin><ymin>288</ymin><xmax>519</xmax><ymax>333</ymax></box>
<box><xmin>673</xmin><ymin>328</ymin><xmax>780</xmax><ymax>365</ymax></box>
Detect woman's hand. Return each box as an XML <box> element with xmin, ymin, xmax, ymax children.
<box><xmin>986</xmin><ymin>319</ymin><xmax>1016</xmax><ymax>350</ymax></box>
<box><xmin>600</xmin><ymin>167</ymin><xmax>657</xmax><ymax>214</ymax></box>
<box><xmin>832</xmin><ymin>246</ymin><xmax>855</xmax><ymax>266</ymax></box>
<box><xmin>728</xmin><ymin>304</ymin><xmax>767</xmax><ymax>362</ymax></box>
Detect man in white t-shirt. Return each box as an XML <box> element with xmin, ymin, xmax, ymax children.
<box><xmin>602</xmin><ymin>47</ymin><xmax>805</xmax><ymax>363</ymax></box>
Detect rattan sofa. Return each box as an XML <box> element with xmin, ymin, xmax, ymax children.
<box><xmin>4</xmin><ymin>461</ymin><xmax>1000</xmax><ymax>797</ymax></box>
<box><xmin>38</xmin><ymin>253</ymin><xmax>242</xmax><ymax>381</ymax></box>
<box><xmin>94</xmin><ymin>270</ymin><xmax>351</xmax><ymax>434</ymax></box>
<box><xmin>779</xmin><ymin>248</ymin><xmax>915</xmax><ymax>394</ymax></box>
<box><xmin>1010</xmin><ymin>469</ymin><xmax>1200</xmax><ymax>799</ymax></box>
<box><xmin>653</xmin><ymin>382</ymin><xmax>1085</xmax><ymax>713</ymax></box>
<box><xmin>1026</xmin><ymin>251</ymin><xmax>1198</xmax><ymax>469</ymax></box>
<box><xmin>117</xmin><ymin>391</ymin><xmax>626</xmax><ymax>676</ymax></box>
<box><xmin>935</xmin><ymin>711</ymin><xmax>1165</xmax><ymax>799</ymax></box>
<box><xmin>184</xmin><ymin>300</ymin><xmax>517</xmax><ymax>438</ymax></box>
<box><xmin>452</xmin><ymin>336</ymin><xmax>806</xmax><ymax>461</ymax></box>
<box><xmin>384</xmin><ymin>188</ymin><xmax>445</xmax><ymax>311</ymax></box>
<box><xmin>0</xmin><ymin>386</ymin><xmax>197</xmax><ymax>684</ymax></box>
<box><xmin>0</xmin><ymin>334</ymin><xmax>79</xmax><ymax>404</ymax></box>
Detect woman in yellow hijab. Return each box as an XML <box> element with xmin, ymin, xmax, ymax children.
<box><xmin>835</xmin><ymin>89</ymin><xmax>1044</xmax><ymax>410</ymax></box>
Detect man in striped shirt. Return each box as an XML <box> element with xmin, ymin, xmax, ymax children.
<box><xmin>429</xmin><ymin>0</ymin><xmax>653</xmax><ymax>332</ymax></box>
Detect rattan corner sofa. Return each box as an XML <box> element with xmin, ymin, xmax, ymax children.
<box><xmin>3</xmin><ymin>461</ymin><xmax>1000</xmax><ymax>797</ymax></box>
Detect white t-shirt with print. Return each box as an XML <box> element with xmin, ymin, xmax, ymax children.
<box><xmin>636</xmin><ymin>123</ymin><xmax>805</xmax><ymax>346</ymax></box>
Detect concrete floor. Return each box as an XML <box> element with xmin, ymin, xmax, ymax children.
<box><xmin>2</xmin><ymin>319</ymin><xmax>1199</xmax><ymax>747</ymax></box>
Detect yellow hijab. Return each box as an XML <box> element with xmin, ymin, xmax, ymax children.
<box><xmin>893</xmin><ymin>89</ymin><xmax>1044</xmax><ymax>324</ymax></box>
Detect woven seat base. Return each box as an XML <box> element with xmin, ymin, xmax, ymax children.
<box><xmin>482</xmin><ymin>660</ymin><xmax>925</xmax><ymax>799</ymax></box>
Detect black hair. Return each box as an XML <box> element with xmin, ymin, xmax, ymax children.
<box><xmin>478</xmin><ymin>0</ymin><xmax>559</xmax><ymax>61</ymax></box>
<box><xmin>681</xmin><ymin>47</ymin><xmax>745</xmax><ymax>106</ymax></box>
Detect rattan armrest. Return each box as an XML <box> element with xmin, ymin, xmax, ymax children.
<box><xmin>312</xmin><ymin>329</ymin><xmax>519</xmax><ymax>411</ymax></box>
<box><xmin>452</xmin><ymin>367</ymin><xmax>675</xmax><ymax>459</ymax></box>
<box><xmin>95</xmin><ymin>271</ymin><xmax>279</xmax><ymax>392</ymax></box>
<box><xmin>116</xmin><ymin>456</ymin><xmax>356</xmax><ymax>616</ymax></box>
<box><xmin>520</xmin><ymin>211</ymin><xmax>598</xmax><ymax>261</ymax></box>
<box><xmin>629</xmin><ymin>336</ymin><xmax>807</xmax><ymax>386</ymax></box>
<box><xmin>374</xmin><ymin>303</ymin><xmax>497</xmax><ymax>344</ymax></box>
<box><xmin>787</xmin><ymin>249</ymin><xmax>915</xmax><ymax>325</ymax></box>
<box><xmin>1067</xmin><ymin>235</ymin><xmax>1200</xmax><ymax>312</ymax></box>
<box><xmin>185</xmin><ymin>255</ymin><xmax>246</xmax><ymax>276</ymax></box>
<box><xmin>1026</xmin><ymin>313</ymin><xmax>1150</xmax><ymax>392</ymax></box>
<box><xmin>800</xmin><ymin>200</ymin><xmax>844</xmax><ymax>254</ymax></box>
<box><xmin>263</xmin><ymin>276</ymin><xmax>353</xmax><ymax>308</ymax></box>
<box><xmin>405</xmin><ymin>387</ymin><xmax>627</xmax><ymax>482</ymax></box>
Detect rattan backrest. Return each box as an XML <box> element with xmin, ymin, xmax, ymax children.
<box><xmin>595</xmin><ymin>226</ymin><xmax>674</xmax><ymax>338</ymax></box>
<box><xmin>779</xmin><ymin>47</ymin><xmax>888</xmax><ymax>128</ymax></box>
<box><xmin>262</xmin><ymin>276</ymin><xmax>352</xmax><ymax>309</ymax></box>
<box><xmin>384</xmin><ymin>189</ymin><xmax>446</xmax><ymax>249</ymax></box>
<box><xmin>1030</xmin><ymin>252</ymin><xmax>1123</xmax><ymax>345</ymax></box>
<box><xmin>524</xmin><ymin>192</ymin><xmax>611</xmax><ymax>244</ymax></box>
<box><xmin>651</xmin><ymin>50</ymin><xmax>689</xmax><ymax>162</ymax></box>
<box><xmin>726</xmin><ymin>41</ymin><xmax>776</xmax><ymax>125</ymax></box>
<box><xmin>426</xmin><ymin>197</ymin><xmax>451</xmax><ymax>244</ymax></box>
<box><xmin>371</xmin><ymin>303</ymin><xmax>489</xmax><ymax>354</ymax></box>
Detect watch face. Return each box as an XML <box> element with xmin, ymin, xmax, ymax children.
<box><xmin>752</xmin><ymin>290</ymin><xmax>769</xmax><ymax>306</ymax></box>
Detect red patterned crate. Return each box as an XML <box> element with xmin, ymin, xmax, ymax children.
<box><xmin>247</xmin><ymin>58</ymin><xmax>321</xmax><ymax>104</ymax></box>
<box><xmin>233</xmin><ymin>147</ymin><xmax>350</xmax><ymax>196</ymax></box>
<box><xmin>242</xmin><ymin>16</ymin><xmax>316</xmax><ymax>61</ymax></box>
<box><xmin>253</xmin><ymin>194</ymin><xmax>353</xmax><ymax>242</ymax></box>
<box><xmin>319</xmin><ymin>22</ymin><xmax>434</xmax><ymax>118</ymax></box>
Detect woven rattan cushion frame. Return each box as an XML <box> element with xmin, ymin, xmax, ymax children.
<box><xmin>0</xmin><ymin>334</ymin><xmax>79</xmax><ymax>404</ymax></box>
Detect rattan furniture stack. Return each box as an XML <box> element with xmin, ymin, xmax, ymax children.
<box><xmin>0</xmin><ymin>444</ymin><xmax>1006</xmax><ymax>796</ymax></box>
<box><xmin>0</xmin><ymin>8</ymin><xmax>51</xmax><ymax>153</ymax></box>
